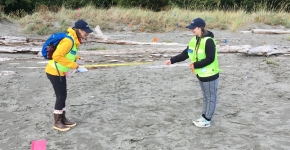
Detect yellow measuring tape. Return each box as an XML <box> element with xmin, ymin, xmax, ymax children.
<box><xmin>81</xmin><ymin>62</ymin><xmax>152</xmax><ymax>67</ymax></box>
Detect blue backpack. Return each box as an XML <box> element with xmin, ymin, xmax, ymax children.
<box><xmin>42</xmin><ymin>32</ymin><xmax>74</xmax><ymax>60</ymax></box>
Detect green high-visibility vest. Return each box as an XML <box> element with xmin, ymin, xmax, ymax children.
<box><xmin>48</xmin><ymin>34</ymin><xmax>78</xmax><ymax>72</ymax></box>
<box><xmin>188</xmin><ymin>36</ymin><xmax>219</xmax><ymax>77</ymax></box>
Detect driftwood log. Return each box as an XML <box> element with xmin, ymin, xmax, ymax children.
<box><xmin>245</xmin><ymin>45</ymin><xmax>290</xmax><ymax>56</ymax></box>
<box><xmin>0</xmin><ymin>36</ymin><xmax>45</xmax><ymax>46</ymax></box>
<box><xmin>0</xmin><ymin>46</ymin><xmax>40</xmax><ymax>53</ymax></box>
<box><xmin>252</xmin><ymin>29</ymin><xmax>290</xmax><ymax>34</ymax></box>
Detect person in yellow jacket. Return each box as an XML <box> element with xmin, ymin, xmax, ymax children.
<box><xmin>165</xmin><ymin>18</ymin><xmax>219</xmax><ymax>127</ymax></box>
<box><xmin>45</xmin><ymin>20</ymin><xmax>93</xmax><ymax>131</ymax></box>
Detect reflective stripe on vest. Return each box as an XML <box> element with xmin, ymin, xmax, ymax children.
<box><xmin>48</xmin><ymin>34</ymin><xmax>77</xmax><ymax>72</ymax></box>
<box><xmin>188</xmin><ymin>36</ymin><xmax>219</xmax><ymax>77</ymax></box>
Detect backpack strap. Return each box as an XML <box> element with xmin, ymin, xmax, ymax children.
<box><xmin>54</xmin><ymin>34</ymin><xmax>75</xmax><ymax>82</ymax></box>
<box><xmin>65</xmin><ymin>34</ymin><xmax>74</xmax><ymax>51</ymax></box>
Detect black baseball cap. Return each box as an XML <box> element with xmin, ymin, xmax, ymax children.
<box><xmin>186</xmin><ymin>18</ymin><xmax>206</xmax><ymax>29</ymax></box>
<box><xmin>74</xmin><ymin>20</ymin><xmax>93</xmax><ymax>33</ymax></box>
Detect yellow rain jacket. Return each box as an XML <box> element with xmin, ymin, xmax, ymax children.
<box><xmin>45</xmin><ymin>28</ymin><xmax>80</xmax><ymax>76</ymax></box>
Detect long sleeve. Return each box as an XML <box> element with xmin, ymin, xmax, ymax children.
<box><xmin>170</xmin><ymin>46</ymin><xmax>189</xmax><ymax>64</ymax></box>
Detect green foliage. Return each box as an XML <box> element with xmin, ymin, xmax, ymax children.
<box><xmin>54</xmin><ymin>19</ymin><xmax>71</xmax><ymax>33</ymax></box>
<box><xmin>2</xmin><ymin>0</ymin><xmax>290</xmax><ymax>18</ymax></box>
<box><xmin>265</xmin><ymin>59</ymin><xmax>279</xmax><ymax>66</ymax></box>
<box><xmin>170</xmin><ymin>0</ymin><xmax>290</xmax><ymax>12</ymax></box>
<box><xmin>37</xmin><ymin>24</ymin><xmax>51</xmax><ymax>35</ymax></box>
<box><xmin>117</xmin><ymin>0</ymin><xmax>169</xmax><ymax>11</ymax></box>
<box><xmin>0</xmin><ymin>0</ymin><xmax>117</xmax><ymax>16</ymax></box>
<box><xmin>1</xmin><ymin>0</ymin><xmax>34</xmax><ymax>16</ymax></box>
<box><xmin>1</xmin><ymin>0</ymin><xmax>16</xmax><ymax>6</ymax></box>
<box><xmin>169</xmin><ymin>0</ymin><xmax>220</xmax><ymax>10</ymax></box>
<box><xmin>62</xmin><ymin>0</ymin><xmax>116</xmax><ymax>9</ymax></box>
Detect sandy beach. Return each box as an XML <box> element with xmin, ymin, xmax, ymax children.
<box><xmin>1</xmin><ymin>21</ymin><xmax>290</xmax><ymax>150</ymax></box>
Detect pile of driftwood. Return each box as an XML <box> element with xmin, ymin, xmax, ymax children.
<box><xmin>0</xmin><ymin>36</ymin><xmax>44</xmax><ymax>53</ymax></box>
<box><xmin>0</xmin><ymin>28</ymin><xmax>290</xmax><ymax>57</ymax></box>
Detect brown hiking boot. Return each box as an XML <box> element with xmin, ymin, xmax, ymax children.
<box><xmin>53</xmin><ymin>114</ymin><xmax>70</xmax><ymax>132</ymax></box>
<box><xmin>62</xmin><ymin>111</ymin><xmax>76</xmax><ymax>127</ymax></box>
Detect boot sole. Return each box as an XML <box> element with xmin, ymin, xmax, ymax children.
<box><xmin>64</xmin><ymin>123</ymin><xmax>76</xmax><ymax>127</ymax></box>
<box><xmin>53</xmin><ymin>126</ymin><xmax>70</xmax><ymax>131</ymax></box>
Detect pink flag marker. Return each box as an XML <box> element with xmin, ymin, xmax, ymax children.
<box><xmin>31</xmin><ymin>140</ymin><xmax>46</xmax><ymax>150</ymax></box>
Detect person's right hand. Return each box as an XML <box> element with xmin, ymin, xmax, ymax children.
<box><xmin>165</xmin><ymin>60</ymin><xmax>171</xmax><ymax>65</ymax></box>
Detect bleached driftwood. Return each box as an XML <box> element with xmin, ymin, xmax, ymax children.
<box><xmin>91</xmin><ymin>25</ymin><xmax>111</xmax><ymax>41</ymax></box>
<box><xmin>0</xmin><ymin>46</ymin><xmax>40</xmax><ymax>53</ymax></box>
<box><xmin>217</xmin><ymin>45</ymin><xmax>251</xmax><ymax>53</ymax></box>
<box><xmin>0</xmin><ymin>58</ymin><xmax>13</xmax><ymax>61</ymax></box>
<box><xmin>218</xmin><ymin>45</ymin><xmax>290</xmax><ymax>56</ymax></box>
<box><xmin>0</xmin><ymin>36</ymin><xmax>45</xmax><ymax>46</ymax></box>
<box><xmin>252</xmin><ymin>29</ymin><xmax>290</xmax><ymax>34</ymax></box>
<box><xmin>245</xmin><ymin>45</ymin><xmax>290</xmax><ymax>56</ymax></box>
<box><xmin>0</xmin><ymin>40</ymin><xmax>27</xmax><ymax>46</ymax></box>
<box><xmin>0</xmin><ymin>71</ymin><xmax>18</xmax><ymax>76</ymax></box>
<box><xmin>0</xmin><ymin>36</ymin><xmax>27</xmax><ymax>41</ymax></box>
<box><xmin>240</xmin><ymin>31</ymin><xmax>252</xmax><ymax>34</ymax></box>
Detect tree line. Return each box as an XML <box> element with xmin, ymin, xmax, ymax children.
<box><xmin>1</xmin><ymin>0</ymin><xmax>290</xmax><ymax>15</ymax></box>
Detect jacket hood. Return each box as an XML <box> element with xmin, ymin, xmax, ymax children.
<box><xmin>202</xmin><ymin>30</ymin><xmax>214</xmax><ymax>38</ymax></box>
<box><xmin>67</xmin><ymin>28</ymin><xmax>80</xmax><ymax>47</ymax></box>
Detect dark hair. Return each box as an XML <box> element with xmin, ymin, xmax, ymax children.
<box><xmin>72</xmin><ymin>27</ymin><xmax>81</xmax><ymax>39</ymax></box>
<box><xmin>200</xmin><ymin>27</ymin><xmax>206</xmax><ymax>36</ymax></box>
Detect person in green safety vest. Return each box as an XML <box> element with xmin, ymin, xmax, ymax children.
<box><xmin>165</xmin><ymin>18</ymin><xmax>220</xmax><ymax>127</ymax></box>
<box><xmin>45</xmin><ymin>20</ymin><xmax>93</xmax><ymax>131</ymax></box>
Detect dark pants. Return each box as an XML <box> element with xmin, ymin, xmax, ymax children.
<box><xmin>199</xmin><ymin>78</ymin><xmax>219</xmax><ymax>121</ymax></box>
<box><xmin>46</xmin><ymin>73</ymin><xmax>67</xmax><ymax>110</ymax></box>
